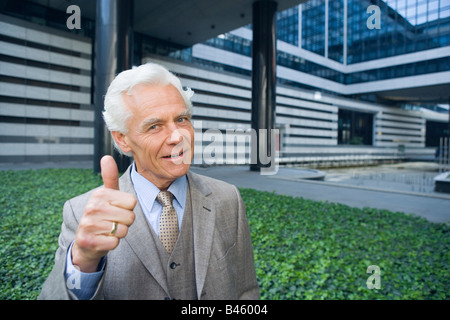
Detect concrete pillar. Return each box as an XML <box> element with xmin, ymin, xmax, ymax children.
<box><xmin>250</xmin><ymin>0</ymin><xmax>278</xmax><ymax>172</ymax></box>
<box><xmin>93</xmin><ymin>0</ymin><xmax>133</xmax><ymax>173</ymax></box>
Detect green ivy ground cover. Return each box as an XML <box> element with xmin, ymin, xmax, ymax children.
<box><xmin>0</xmin><ymin>169</ymin><xmax>448</xmax><ymax>300</ymax></box>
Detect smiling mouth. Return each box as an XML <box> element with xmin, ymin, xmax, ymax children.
<box><xmin>163</xmin><ymin>150</ymin><xmax>184</xmax><ymax>159</ymax></box>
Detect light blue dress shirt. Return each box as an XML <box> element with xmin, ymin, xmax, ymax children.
<box><xmin>130</xmin><ymin>162</ymin><xmax>186</xmax><ymax>235</ymax></box>
<box><xmin>64</xmin><ymin>162</ymin><xmax>187</xmax><ymax>299</ymax></box>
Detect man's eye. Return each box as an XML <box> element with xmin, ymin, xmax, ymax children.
<box><xmin>177</xmin><ymin>117</ymin><xmax>186</xmax><ymax>123</ymax></box>
<box><xmin>149</xmin><ymin>124</ymin><xmax>158</xmax><ymax>130</ymax></box>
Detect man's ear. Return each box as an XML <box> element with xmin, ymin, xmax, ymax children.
<box><xmin>111</xmin><ymin>131</ymin><xmax>132</xmax><ymax>154</ymax></box>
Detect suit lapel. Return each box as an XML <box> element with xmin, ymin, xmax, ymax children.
<box><xmin>118</xmin><ymin>167</ymin><xmax>170</xmax><ymax>295</ymax></box>
<box><xmin>117</xmin><ymin>167</ymin><xmax>216</xmax><ymax>299</ymax></box>
<box><xmin>187</xmin><ymin>172</ymin><xmax>215</xmax><ymax>299</ymax></box>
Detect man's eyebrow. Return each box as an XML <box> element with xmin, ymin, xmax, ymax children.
<box><xmin>178</xmin><ymin>109</ymin><xmax>192</xmax><ymax>118</ymax></box>
<box><xmin>139</xmin><ymin>109</ymin><xmax>191</xmax><ymax>131</ymax></box>
<box><xmin>139</xmin><ymin>117</ymin><xmax>160</xmax><ymax>130</ymax></box>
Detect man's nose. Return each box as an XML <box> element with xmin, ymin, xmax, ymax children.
<box><xmin>167</xmin><ymin>124</ymin><xmax>183</xmax><ymax>144</ymax></box>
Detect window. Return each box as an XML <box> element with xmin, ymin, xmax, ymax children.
<box><xmin>338</xmin><ymin>110</ymin><xmax>374</xmax><ymax>145</ymax></box>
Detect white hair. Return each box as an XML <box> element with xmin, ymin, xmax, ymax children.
<box><xmin>102</xmin><ymin>62</ymin><xmax>194</xmax><ymax>156</ymax></box>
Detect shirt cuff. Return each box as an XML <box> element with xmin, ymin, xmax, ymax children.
<box><xmin>65</xmin><ymin>242</ymin><xmax>106</xmax><ymax>300</ymax></box>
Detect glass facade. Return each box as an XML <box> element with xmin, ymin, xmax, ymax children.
<box><xmin>301</xmin><ymin>0</ymin><xmax>326</xmax><ymax>56</ymax></box>
<box><xmin>328</xmin><ymin>0</ymin><xmax>345</xmax><ymax>63</ymax></box>
<box><xmin>203</xmin><ymin>33</ymin><xmax>252</xmax><ymax>57</ymax></box>
<box><xmin>344</xmin><ymin>56</ymin><xmax>450</xmax><ymax>85</ymax></box>
<box><xmin>192</xmin><ymin>0</ymin><xmax>449</xmax><ymax>147</ymax></box>
<box><xmin>347</xmin><ymin>0</ymin><xmax>450</xmax><ymax>64</ymax></box>
<box><xmin>3</xmin><ymin>0</ymin><xmax>447</xmax><ymax>103</ymax></box>
<box><xmin>277</xmin><ymin>6</ymin><xmax>299</xmax><ymax>46</ymax></box>
<box><xmin>198</xmin><ymin>0</ymin><xmax>450</xmax><ymax>89</ymax></box>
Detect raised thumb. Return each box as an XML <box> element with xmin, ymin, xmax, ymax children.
<box><xmin>100</xmin><ymin>155</ymin><xmax>119</xmax><ymax>190</ymax></box>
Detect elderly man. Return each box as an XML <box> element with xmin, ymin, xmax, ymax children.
<box><xmin>39</xmin><ymin>63</ymin><xmax>259</xmax><ymax>300</ymax></box>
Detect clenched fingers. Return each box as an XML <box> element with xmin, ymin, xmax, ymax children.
<box><xmin>91</xmin><ymin>187</ymin><xmax>137</xmax><ymax>211</ymax></box>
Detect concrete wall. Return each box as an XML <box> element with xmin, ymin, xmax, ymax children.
<box><xmin>0</xmin><ymin>14</ymin><xmax>93</xmax><ymax>163</ymax></box>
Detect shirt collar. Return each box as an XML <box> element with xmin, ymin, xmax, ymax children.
<box><xmin>130</xmin><ymin>162</ymin><xmax>187</xmax><ymax>210</ymax></box>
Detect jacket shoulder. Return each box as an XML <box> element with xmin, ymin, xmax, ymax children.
<box><xmin>188</xmin><ymin>170</ymin><xmax>239</xmax><ymax>195</ymax></box>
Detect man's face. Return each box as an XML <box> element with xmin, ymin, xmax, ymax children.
<box><xmin>113</xmin><ymin>83</ymin><xmax>194</xmax><ymax>190</ymax></box>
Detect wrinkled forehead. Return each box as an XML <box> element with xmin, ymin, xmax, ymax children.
<box><xmin>122</xmin><ymin>83</ymin><xmax>188</xmax><ymax>113</ymax></box>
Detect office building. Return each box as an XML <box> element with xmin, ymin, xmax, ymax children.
<box><xmin>0</xmin><ymin>0</ymin><xmax>448</xmax><ymax>166</ymax></box>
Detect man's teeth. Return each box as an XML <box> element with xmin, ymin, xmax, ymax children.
<box><xmin>167</xmin><ymin>151</ymin><xmax>183</xmax><ymax>158</ymax></box>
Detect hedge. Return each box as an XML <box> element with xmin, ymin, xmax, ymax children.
<box><xmin>0</xmin><ymin>169</ymin><xmax>448</xmax><ymax>299</ymax></box>
<box><xmin>242</xmin><ymin>188</ymin><xmax>449</xmax><ymax>299</ymax></box>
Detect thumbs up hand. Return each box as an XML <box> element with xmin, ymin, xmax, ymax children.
<box><xmin>72</xmin><ymin>156</ymin><xmax>137</xmax><ymax>273</ymax></box>
<box><xmin>101</xmin><ymin>155</ymin><xmax>120</xmax><ymax>190</ymax></box>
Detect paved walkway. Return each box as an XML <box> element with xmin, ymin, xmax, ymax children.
<box><xmin>1</xmin><ymin>161</ymin><xmax>449</xmax><ymax>223</ymax></box>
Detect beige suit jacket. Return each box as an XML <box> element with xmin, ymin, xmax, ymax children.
<box><xmin>38</xmin><ymin>167</ymin><xmax>259</xmax><ymax>300</ymax></box>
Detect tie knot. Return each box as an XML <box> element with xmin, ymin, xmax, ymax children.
<box><xmin>157</xmin><ymin>191</ymin><xmax>174</xmax><ymax>207</ymax></box>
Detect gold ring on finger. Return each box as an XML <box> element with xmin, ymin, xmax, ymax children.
<box><xmin>109</xmin><ymin>221</ymin><xmax>118</xmax><ymax>236</ymax></box>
